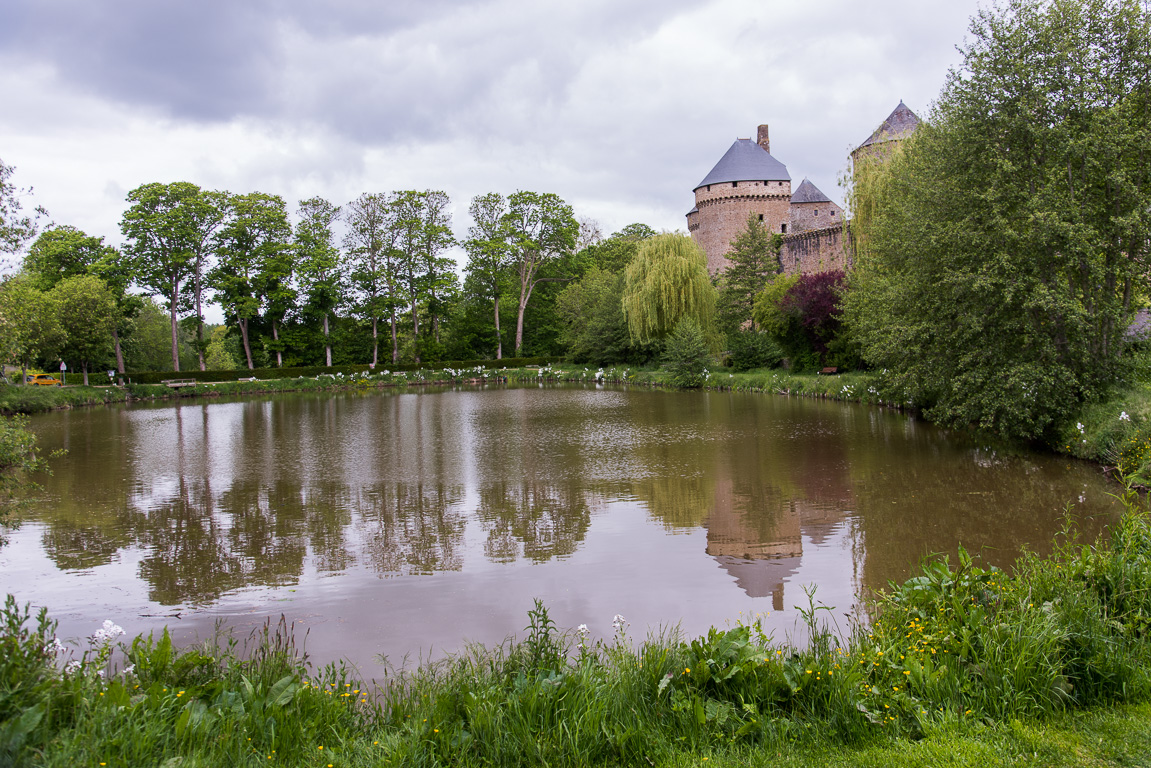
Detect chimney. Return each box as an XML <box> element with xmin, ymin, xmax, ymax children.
<box><xmin>757</xmin><ymin>124</ymin><xmax>770</xmax><ymax>154</ymax></box>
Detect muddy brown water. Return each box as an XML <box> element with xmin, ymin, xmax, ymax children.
<box><xmin>0</xmin><ymin>384</ymin><xmax>1119</xmax><ymax>676</ymax></box>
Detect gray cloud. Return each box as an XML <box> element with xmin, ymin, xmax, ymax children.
<box><xmin>0</xmin><ymin>0</ymin><xmax>985</xmax><ymax>250</ymax></box>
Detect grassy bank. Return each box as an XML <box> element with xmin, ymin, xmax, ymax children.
<box><xmin>5</xmin><ymin>488</ymin><xmax>1151</xmax><ymax>766</ymax></box>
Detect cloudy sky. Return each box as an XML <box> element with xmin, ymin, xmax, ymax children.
<box><xmin>1</xmin><ymin>0</ymin><xmax>985</xmax><ymax>259</ymax></box>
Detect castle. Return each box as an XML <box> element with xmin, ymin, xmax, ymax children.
<box><xmin>686</xmin><ymin>102</ymin><xmax>920</xmax><ymax>276</ymax></box>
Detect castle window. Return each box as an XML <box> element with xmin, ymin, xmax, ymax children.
<box><xmin>758</xmin><ymin>214</ymin><xmax>764</xmax><ymax>221</ymax></box>
<box><xmin>831</xmin><ymin>210</ymin><xmax>836</xmax><ymax>216</ymax></box>
<box><xmin>815</xmin><ymin>210</ymin><xmax>819</xmax><ymax>215</ymax></box>
<box><xmin>732</xmin><ymin>182</ymin><xmax>738</xmax><ymax>188</ymax></box>
<box><xmin>706</xmin><ymin>185</ymin><xmax>711</xmax><ymax>191</ymax></box>
<box><xmin>781</xmin><ymin>224</ymin><xmax>787</xmax><ymax>233</ymax></box>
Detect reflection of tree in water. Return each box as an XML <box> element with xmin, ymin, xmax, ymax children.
<box><xmin>301</xmin><ymin>482</ymin><xmax>355</xmax><ymax>573</ymax></box>
<box><xmin>633</xmin><ymin>474</ymin><xmax>714</xmax><ymax>530</ymax></box>
<box><xmin>40</xmin><ymin>507</ymin><xmax>136</xmax><ymax>571</ymax></box>
<box><xmin>358</xmin><ymin>483</ymin><xmax>466</xmax><ymax>575</ymax></box>
<box><xmin>136</xmin><ymin>479</ymin><xmax>244</xmax><ymax>606</ymax></box>
<box><xmin>219</xmin><ymin>481</ymin><xmax>307</xmax><ymax>588</ymax></box>
<box><xmin>477</xmin><ymin>482</ymin><xmax>593</xmax><ymax>563</ymax></box>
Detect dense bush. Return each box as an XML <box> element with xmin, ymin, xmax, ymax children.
<box><xmin>120</xmin><ymin>357</ymin><xmax>562</xmax><ymax>385</ymax></box>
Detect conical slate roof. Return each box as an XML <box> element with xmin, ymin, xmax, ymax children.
<box><xmin>857</xmin><ymin>101</ymin><xmax>920</xmax><ymax>149</ymax></box>
<box><xmin>695</xmin><ymin>139</ymin><xmax>790</xmax><ymax>191</ymax></box>
<box><xmin>790</xmin><ymin>178</ymin><xmax>832</xmax><ymax>204</ymax></box>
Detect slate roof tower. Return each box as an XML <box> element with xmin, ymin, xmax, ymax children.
<box><xmin>686</xmin><ymin>124</ymin><xmax>792</xmax><ymax>275</ymax></box>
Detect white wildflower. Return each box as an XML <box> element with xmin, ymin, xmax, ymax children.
<box><xmin>1120</xmin><ymin>411</ymin><xmax>1131</xmax><ymax>422</ymax></box>
<box><xmin>1076</xmin><ymin>422</ymin><xmax>1085</xmax><ymax>432</ymax></box>
<box><xmin>611</xmin><ymin>614</ymin><xmax>628</xmax><ymax>634</ymax></box>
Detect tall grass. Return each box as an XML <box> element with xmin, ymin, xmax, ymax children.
<box><xmin>4</xmin><ymin>488</ymin><xmax>1151</xmax><ymax>766</ymax></box>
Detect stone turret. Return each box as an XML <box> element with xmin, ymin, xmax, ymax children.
<box><xmin>686</xmin><ymin>129</ymin><xmax>791</xmax><ymax>275</ymax></box>
<box><xmin>788</xmin><ymin>178</ymin><xmax>843</xmax><ymax>234</ymax></box>
<box><xmin>852</xmin><ymin>100</ymin><xmax>920</xmax><ymax>165</ymax></box>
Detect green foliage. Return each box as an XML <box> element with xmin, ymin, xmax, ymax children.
<box><xmin>622</xmin><ymin>232</ymin><xmax>717</xmax><ymax>344</ymax></box>
<box><xmin>843</xmin><ymin>0</ymin><xmax>1151</xmax><ymax>440</ymax></box>
<box><xmin>754</xmin><ymin>272</ymin><xmax>849</xmax><ymax>372</ymax></box>
<box><xmin>204</xmin><ymin>326</ymin><xmax>241</xmax><ymax>371</ymax></box>
<box><xmin>725</xmin><ymin>329</ymin><xmax>785</xmax><ymax>372</ymax></box>
<box><xmin>51</xmin><ymin>274</ymin><xmax>117</xmax><ymax>384</ymax></box>
<box><xmin>0</xmin><ymin>415</ymin><xmax>49</xmax><ymax>526</ymax></box>
<box><xmin>556</xmin><ymin>266</ymin><xmax>658</xmax><ymax>365</ymax></box>
<box><xmin>664</xmin><ymin>316</ymin><xmax>711</xmax><ymax>388</ymax></box>
<box><xmin>0</xmin><ymin>272</ymin><xmax>64</xmax><ymax>378</ymax></box>
<box><xmin>716</xmin><ymin>215</ymin><xmax>782</xmax><ymax>334</ymax></box>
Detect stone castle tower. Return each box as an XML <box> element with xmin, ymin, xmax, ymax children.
<box><xmin>687</xmin><ymin>102</ymin><xmax>918</xmax><ymax>277</ymax></box>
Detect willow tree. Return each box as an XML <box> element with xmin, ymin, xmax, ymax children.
<box><xmin>621</xmin><ymin>232</ymin><xmax>716</xmax><ymax>344</ymax></box>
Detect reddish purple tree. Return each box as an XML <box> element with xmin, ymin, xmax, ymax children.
<box><xmin>780</xmin><ymin>270</ymin><xmax>846</xmax><ymax>357</ymax></box>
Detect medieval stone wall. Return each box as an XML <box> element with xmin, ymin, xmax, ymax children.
<box><xmin>780</xmin><ymin>222</ymin><xmax>850</xmax><ymax>275</ymax></box>
<box><xmin>692</xmin><ymin>183</ymin><xmax>791</xmax><ymax>275</ymax></box>
<box><xmin>788</xmin><ymin>200</ymin><xmax>844</xmax><ymax>234</ymax></box>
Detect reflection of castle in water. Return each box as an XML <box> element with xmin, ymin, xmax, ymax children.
<box><xmin>703</xmin><ymin>451</ymin><xmax>854</xmax><ymax>609</ymax></box>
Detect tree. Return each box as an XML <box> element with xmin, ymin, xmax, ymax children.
<box><xmin>755</xmin><ymin>271</ymin><xmax>847</xmax><ymax>372</ymax></box>
<box><xmin>208</xmin><ymin>193</ymin><xmax>292</xmax><ymax>369</ymax></box>
<box><xmin>52</xmin><ymin>274</ymin><xmax>117</xmax><ymax>386</ymax></box>
<box><xmin>183</xmin><ymin>191</ymin><xmax>229</xmax><ymax>371</ymax></box>
<box><xmin>663</xmin><ymin>316</ymin><xmax>711</xmax><ymax>388</ymax></box>
<box><xmin>715</xmin><ymin>214</ymin><xmax>782</xmax><ymax>333</ymax></box>
<box><xmin>345</xmin><ymin>193</ymin><xmax>403</xmax><ymax>366</ymax></box>
<box><xmin>843</xmin><ymin>0</ymin><xmax>1151</xmax><ymax>439</ymax></box>
<box><xmin>463</xmin><ymin>193</ymin><xmax>511</xmax><ymax>359</ymax></box>
<box><xmin>25</xmin><ymin>225</ymin><xmax>142</xmax><ymax>373</ymax></box>
<box><xmin>0</xmin><ymin>158</ymin><xmax>47</xmax><ymax>268</ymax></box>
<box><xmin>295</xmin><ymin>197</ymin><xmax>342</xmax><ymax>367</ymax></box>
<box><xmin>622</xmin><ymin>232</ymin><xmax>717</xmax><ymax>344</ymax></box>
<box><xmin>556</xmin><ymin>266</ymin><xmax>649</xmax><ymax>365</ymax></box>
<box><xmin>0</xmin><ymin>273</ymin><xmax>64</xmax><ymax>383</ymax></box>
<box><xmin>120</xmin><ymin>182</ymin><xmax>204</xmax><ymax>372</ymax></box>
<box><xmin>416</xmin><ymin>190</ymin><xmax>457</xmax><ymax>355</ymax></box>
<box><xmin>504</xmin><ymin>191</ymin><xmax>578</xmax><ymax>356</ymax></box>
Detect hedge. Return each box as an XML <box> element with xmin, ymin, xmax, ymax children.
<box><xmin>110</xmin><ymin>357</ymin><xmax>562</xmax><ymax>386</ymax></box>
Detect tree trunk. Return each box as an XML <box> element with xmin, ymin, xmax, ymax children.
<box><xmin>111</xmin><ymin>326</ymin><xmax>126</xmax><ymax>374</ymax></box>
<box><xmin>371</xmin><ymin>317</ymin><xmax>378</xmax><ymax>368</ymax></box>
<box><xmin>170</xmin><ymin>298</ymin><xmax>180</xmax><ymax>373</ymax></box>
<box><xmin>494</xmin><ymin>296</ymin><xmax>502</xmax><ymax>360</ymax></box>
<box><xmin>239</xmin><ymin>318</ymin><xmax>254</xmax><ymax>369</ymax></box>
<box><xmin>272</xmin><ymin>319</ymin><xmax>282</xmax><ymax>367</ymax></box>
<box><xmin>411</xmin><ymin>305</ymin><xmax>420</xmax><ymax>365</ymax></box>
<box><xmin>82</xmin><ymin>361</ymin><xmax>89</xmax><ymax>387</ymax></box>
<box><xmin>515</xmin><ymin>290</ymin><xmax>532</xmax><ymax>358</ymax></box>
<box><xmin>195</xmin><ymin>261</ymin><xmax>206</xmax><ymax>372</ymax></box>
<box><xmin>324</xmin><ymin>313</ymin><xmax>332</xmax><ymax>367</ymax></box>
<box><xmin>391</xmin><ymin>311</ymin><xmax>399</xmax><ymax>363</ymax></box>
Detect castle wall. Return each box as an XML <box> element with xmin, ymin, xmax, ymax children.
<box><xmin>789</xmin><ymin>200</ymin><xmax>844</xmax><ymax>234</ymax></box>
<box><xmin>780</xmin><ymin>222</ymin><xmax>849</xmax><ymax>275</ymax></box>
<box><xmin>690</xmin><ymin>181</ymin><xmax>791</xmax><ymax>275</ymax></box>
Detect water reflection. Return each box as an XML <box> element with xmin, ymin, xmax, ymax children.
<box><xmin>9</xmin><ymin>385</ymin><xmax>1119</xmax><ymax>669</ymax></box>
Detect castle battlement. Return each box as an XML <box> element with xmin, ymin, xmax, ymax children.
<box><xmin>688</xmin><ymin>104</ymin><xmax>918</xmax><ymax>277</ymax></box>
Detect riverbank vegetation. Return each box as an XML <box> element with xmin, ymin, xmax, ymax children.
<box><xmin>4</xmin><ymin>488</ymin><xmax>1151</xmax><ymax>766</ymax></box>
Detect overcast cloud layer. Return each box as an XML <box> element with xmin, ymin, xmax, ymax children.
<box><xmin>1</xmin><ymin>0</ymin><xmax>985</xmax><ymax>256</ymax></box>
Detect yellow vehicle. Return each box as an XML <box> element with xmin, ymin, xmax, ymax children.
<box><xmin>25</xmin><ymin>373</ymin><xmax>63</xmax><ymax>387</ymax></box>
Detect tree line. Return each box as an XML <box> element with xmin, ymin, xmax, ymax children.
<box><xmin>0</xmin><ymin>179</ymin><xmax>655</xmax><ymax>378</ymax></box>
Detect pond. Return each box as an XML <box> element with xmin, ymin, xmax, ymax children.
<box><xmin>0</xmin><ymin>384</ymin><xmax>1119</xmax><ymax>676</ymax></box>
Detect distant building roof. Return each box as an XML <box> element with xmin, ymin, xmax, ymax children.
<box><xmin>857</xmin><ymin>101</ymin><xmax>920</xmax><ymax>150</ymax></box>
<box><xmin>791</xmin><ymin>178</ymin><xmax>832</xmax><ymax>204</ymax></box>
<box><xmin>695</xmin><ymin>139</ymin><xmax>791</xmax><ymax>190</ymax></box>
